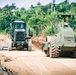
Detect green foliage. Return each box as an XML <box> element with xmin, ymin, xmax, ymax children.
<box><xmin>30</xmin><ymin>27</ymin><xmax>36</xmax><ymax>36</ymax></box>
<box><xmin>30</xmin><ymin>5</ymin><xmax>34</xmax><ymax>9</ymax></box>
<box><xmin>44</xmin><ymin>25</ymin><xmax>55</xmax><ymax>35</ymax></box>
<box><xmin>0</xmin><ymin>1</ymin><xmax>76</xmax><ymax>36</ymax></box>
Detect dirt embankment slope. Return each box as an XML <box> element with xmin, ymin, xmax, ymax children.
<box><xmin>32</xmin><ymin>36</ymin><xmax>46</xmax><ymax>50</ymax></box>
<box><xmin>0</xmin><ymin>34</ymin><xmax>7</xmax><ymax>45</ymax></box>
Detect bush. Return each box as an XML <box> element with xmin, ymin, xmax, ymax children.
<box><xmin>44</xmin><ymin>25</ymin><xmax>55</xmax><ymax>35</ymax></box>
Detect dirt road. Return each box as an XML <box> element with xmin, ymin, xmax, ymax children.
<box><xmin>0</xmin><ymin>50</ymin><xmax>76</xmax><ymax>75</ymax></box>
<box><xmin>0</xmin><ymin>34</ymin><xmax>76</xmax><ymax>75</ymax></box>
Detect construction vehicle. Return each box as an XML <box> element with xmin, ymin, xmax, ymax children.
<box><xmin>42</xmin><ymin>14</ymin><xmax>76</xmax><ymax>58</ymax></box>
<box><xmin>6</xmin><ymin>20</ymin><xmax>32</xmax><ymax>51</ymax></box>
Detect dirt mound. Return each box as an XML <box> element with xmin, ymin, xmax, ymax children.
<box><xmin>0</xmin><ymin>34</ymin><xmax>7</xmax><ymax>45</ymax></box>
<box><xmin>32</xmin><ymin>36</ymin><xmax>46</xmax><ymax>50</ymax></box>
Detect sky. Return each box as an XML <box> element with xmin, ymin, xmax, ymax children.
<box><xmin>0</xmin><ymin>0</ymin><xmax>76</xmax><ymax>9</ymax></box>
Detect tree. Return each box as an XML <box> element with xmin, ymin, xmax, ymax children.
<box><xmin>37</xmin><ymin>2</ymin><xmax>41</xmax><ymax>6</ymax></box>
<box><xmin>11</xmin><ymin>3</ymin><xmax>17</xmax><ymax>10</ymax></box>
<box><xmin>0</xmin><ymin>1</ymin><xmax>76</xmax><ymax>35</ymax></box>
<box><xmin>30</xmin><ymin>5</ymin><xmax>34</xmax><ymax>9</ymax></box>
<box><xmin>65</xmin><ymin>0</ymin><xmax>69</xmax><ymax>3</ymax></box>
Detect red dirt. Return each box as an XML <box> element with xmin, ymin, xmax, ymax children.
<box><xmin>32</xmin><ymin>36</ymin><xmax>46</xmax><ymax>50</ymax></box>
<box><xmin>0</xmin><ymin>34</ymin><xmax>8</xmax><ymax>45</ymax></box>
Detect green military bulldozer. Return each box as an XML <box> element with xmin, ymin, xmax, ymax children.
<box><xmin>6</xmin><ymin>20</ymin><xmax>32</xmax><ymax>51</ymax></box>
<box><xmin>42</xmin><ymin>14</ymin><xmax>76</xmax><ymax>58</ymax></box>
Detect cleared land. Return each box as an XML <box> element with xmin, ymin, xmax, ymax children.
<box><xmin>0</xmin><ymin>34</ymin><xmax>76</xmax><ymax>75</ymax></box>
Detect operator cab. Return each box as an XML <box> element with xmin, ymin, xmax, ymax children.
<box><xmin>12</xmin><ymin>21</ymin><xmax>26</xmax><ymax>29</ymax></box>
<box><xmin>15</xmin><ymin>23</ymin><xmax>25</xmax><ymax>29</ymax></box>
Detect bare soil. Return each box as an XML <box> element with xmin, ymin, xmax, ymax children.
<box><xmin>0</xmin><ymin>51</ymin><xmax>76</xmax><ymax>75</ymax></box>
<box><xmin>0</xmin><ymin>34</ymin><xmax>7</xmax><ymax>45</ymax></box>
<box><xmin>32</xmin><ymin>36</ymin><xmax>46</xmax><ymax>50</ymax></box>
<box><xmin>0</xmin><ymin>34</ymin><xmax>76</xmax><ymax>75</ymax></box>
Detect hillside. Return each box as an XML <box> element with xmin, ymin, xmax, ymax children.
<box><xmin>0</xmin><ymin>1</ymin><xmax>76</xmax><ymax>36</ymax></box>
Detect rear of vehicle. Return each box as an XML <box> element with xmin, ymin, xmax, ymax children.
<box><xmin>57</xmin><ymin>27</ymin><xmax>75</xmax><ymax>52</ymax></box>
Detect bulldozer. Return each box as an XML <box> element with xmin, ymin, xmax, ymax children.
<box><xmin>6</xmin><ymin>20</ymin><xmax>32</xmax><ymax>51</ymax></box>
<box><xmin>42</xmin><ymin>14</ymin><xmax>76</xmax><ymax>58</ymax></box>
